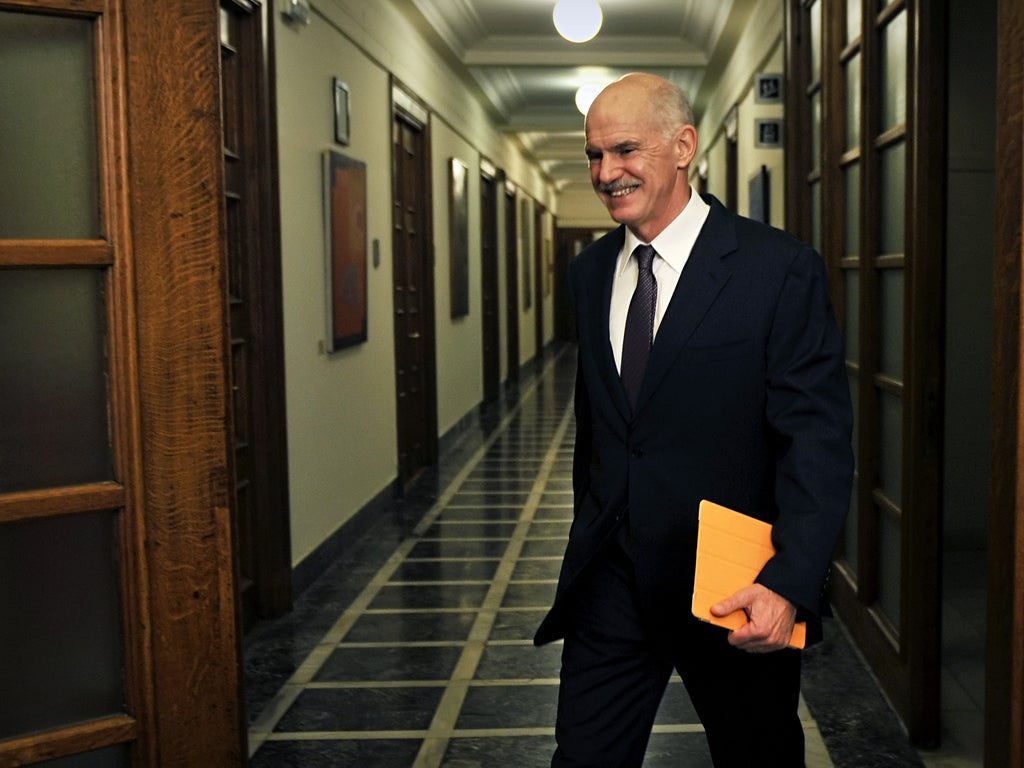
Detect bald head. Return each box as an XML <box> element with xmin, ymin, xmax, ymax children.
<box><xmin>586</xmin><ymin>73</ymin><xmax>694</xmax><ymax>141</ymax></box>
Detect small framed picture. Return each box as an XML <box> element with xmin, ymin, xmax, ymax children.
<box><xmin>755</xmin><ymin>73</ymin><xmax>783</xmax><ymax>104</ymax></box>
<box><xmin>333</xmin><ymin>78</ymin><xmax>350</xmax><ymax>145</ymax></box>
<box><xmin>755</xmin><ymin>118</ymin><xmax>783</xmax><ymax>148</ymax></box>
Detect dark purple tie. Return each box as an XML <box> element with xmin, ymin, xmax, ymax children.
<box><xmin>620</xmin><ymin>244</ymin><xmax>657</xmax><ymax>412</ymax></box>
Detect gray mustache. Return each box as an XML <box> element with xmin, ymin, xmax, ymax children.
<box><xmin>597</xmin><ymin>181</ymin><xmax>638</xmax><ymax>194</ymax></box>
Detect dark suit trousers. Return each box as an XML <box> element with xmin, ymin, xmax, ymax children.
<box><xmin>552</xmin><ymin>543</ymin><xmax>805</xmax><ymax>768</ymax></box>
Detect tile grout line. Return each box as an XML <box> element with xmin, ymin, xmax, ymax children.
<box><xmin>247</xmin><ymin>350</ymin><xmax>569</xmax><ymax>757</ymax></box>
<box><xmin>259</xmin><ymin>723</ymin><xmax>711</xmax><ymax>743</ymax></box>
<box><xmin>411</xmin><ymin>401</ymin><xmax>574</xmax><ymax>768</ymax></box>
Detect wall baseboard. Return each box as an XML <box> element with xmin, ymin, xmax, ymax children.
<box><xmin>288</xmin><ymin>342</ymin><xmax>561</xmax><ymax>602</ymax></box>
<box><xmin>290</xmin><ymin>476</ymin><xmax>403</xmax><ymax>598</ymax></box>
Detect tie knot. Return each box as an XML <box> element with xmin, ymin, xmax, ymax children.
<box><xmin>633</xmin><ymin>244</ymin><xmax>656</xmax><ymax>272</ymax></box>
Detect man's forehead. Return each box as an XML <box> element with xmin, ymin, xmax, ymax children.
<box><xmin>585</xmin><ymin>116</ymin><xmax>651</xmax><ymax>148</ymax></box>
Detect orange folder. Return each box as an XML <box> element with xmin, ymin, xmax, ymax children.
<box><xmin>691</xmin><ymin>499</ymin><xmax>806</xmax><ymax>649</ymax></box>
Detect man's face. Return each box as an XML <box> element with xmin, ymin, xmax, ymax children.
<box><xmin>584</xmin><ymin>88</ymin><xmax>694</xmax><ymax>242</ymax></box>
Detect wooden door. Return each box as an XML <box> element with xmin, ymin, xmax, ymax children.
<box><xmin>555</xmin><ymin>228</ymin><xmax>595</xmax><ymax>342</ymax></box>
<box><xmin>0</xmin><ymin>1</ymin><xmax>244</xmax><ymax>764</ymax></box>
<box><xmin>787</xmin><ymin>0</ymin><xmax>946</xmax><ymax>745</ymax></box>
<box><xmin>504</xmin><ymin>181</ymin><xmax>521</xmax><ymax>384</ymax></box>
<box><xmin>391</xmin><ymin>88</ymin><xmax>438</xmax><ymax>487</ymax></box>
<box><xmin>534</xmin><ymin>204</ymin><xmax>545</xmax><ymax>360</ymax></box>
<box><xmin>988</xmin><ymin>0</ymin><xmax>1024</xmax><ymax>761</ymax></box>
<box><xmin>219</xmin><ymin>0</ymin><xmax>291</xmax><ymax>631</ymax></box>
<box><xmin>480</xmin><ymin>166</ymin><xmax>500</xmax><ymax>404</ymax></box>
<box><xmin>725</xmin><ymin>128</ymin><xmax>738</xmax><ymax>212</ymax></box>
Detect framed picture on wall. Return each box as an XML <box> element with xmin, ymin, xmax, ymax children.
<box><xmin>754</xmin><ymin>118</ymin><xmax>783</xmax><ymax>148</ymax></box>
<box><xmin>544</xmin><ymin>237</ymin><xmax>552</xmax><ymax>296</ymax></box>
<box><xmin>754</xmin><ymin>73</ymin><xmax>783</xmax><ymax>104</ymax></box>
<box><xmin>520</xmin><ymin>198</ymin><xmax>532</xmax><ymax>310</ymax></box>
<box><xmin>322</xmin><ymin>150</ymin><xmax>367</xmax><ymax>352</ymax></box>
<box><xmin>449</xmin><ymin>158</ymin><xmax>470</xmax><ymax>318</ymax></box>
<box><xmin>333</xmin><ymin>78</ymin><xmax>350</xmax><ymax>145</ymax></box>
<box><xmin>748</xmin><ymin>165</ymin><xmax>770</xmax><ymax>224</ymax></box>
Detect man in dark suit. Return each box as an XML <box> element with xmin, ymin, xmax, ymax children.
<box><xmin>534</xmin><ymin>73</ymin><xmax>853</xmax><ymax>767</ymax></box>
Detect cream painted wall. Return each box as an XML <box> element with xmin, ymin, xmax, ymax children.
<box><xmin>539</xmin><ymin>207</ymin><xmax>556</xmax><ymax>351</ymax></box>
<box><xmin>432</xmin><ymin>123</ymin><xmax>484</xmax><ymax>436</ymax></box>
<box><xmin>696</xmin><ymin>0</ymin><xmax>786</xmax><ymax>229</ymax></box>
<box><xmin>735</xmin><ymin>45</ymin><xmax>786</xmax><ymax>228</ymax></box>
<box><xmin>516</xmin><ymin>193</ymin><xmax>536</xmax><ymax>366</ymax></box>
<box><xmin>557</xmin><ymin>181</ymin><xmax>614</xmax><ymax>230</ymax></box>
<box><xmin>702</xmin><ymin>139</ymin><xmax>728</xmax><ymax>203</ymax></box>
<box><xmin>275</xmin><ymin>11</ymin><xmax>397</xmax><ymax>566</ymax></box>
<box><xmin>697</xmin><ymin>0</ymin><xmax>784</xmax><ymax>148</ymax></box>
<box><xmin>274</xmin><ymin>0</ymin><xmax>557</xmax><ymax>567</ymax></box>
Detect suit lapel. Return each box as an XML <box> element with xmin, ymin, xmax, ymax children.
<box><xmin>634</xmin><ymin>197</ymin><xmax>736</xmax><ymax>411</ymax></box>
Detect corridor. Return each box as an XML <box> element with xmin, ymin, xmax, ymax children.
<box><xmin>243</xmin><ymin>345</ymin><xmax>926</xmax><ymax>767</ymax></box>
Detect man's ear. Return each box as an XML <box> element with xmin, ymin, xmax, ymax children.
<box><xmin>675</xmin><ymin>124</ymin><xmax>698</xmax><ymax>170</ymax></box>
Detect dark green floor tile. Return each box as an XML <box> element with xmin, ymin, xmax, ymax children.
<box><xmin>314</xmin><ymin>645</ymin><xmax>463</xmax><ymax>682</ymax></box>
<box><xmin>251</xmin><ymin>738</ymin><xmax>422</xmax><ymax>767</ymax></box>
<box><xmin>275</xmin><ymin>687</ymin><xmax>443</xmax><ymax>732</ymax></box>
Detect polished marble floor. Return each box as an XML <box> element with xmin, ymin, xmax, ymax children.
<box><xmin>244</xmin><ymin>344</ymin><xmax>957</xmax><ymax>767</ymax></box>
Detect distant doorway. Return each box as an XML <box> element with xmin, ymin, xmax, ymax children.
<box><xmin>219</xmin><ymin>0</ymin><xmax>292</xmax><ymax>631</ymax></box>
<box><xmin>504</xmin><ymin>181</ymin><xmax>521</xmax><ymax>385</ymax></box>
<box><xmin>480</xmin><ymin>166</ymin><xmax>500</xmax><ymax>404</ymax></box>
<box><xmin>391</xmin><ymin>86</ymin><xmax>438</xmax><ymax>487</ymax></box>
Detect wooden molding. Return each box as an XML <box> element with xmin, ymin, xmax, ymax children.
<box><xmin>988</xmin><ymin>1</ymin><xmax>1024</xmax><ymax>764</ymax></box>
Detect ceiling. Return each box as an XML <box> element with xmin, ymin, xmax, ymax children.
<box><xmin>398</xmin><ymin>0</ymin><xmax>758</xmax><ymax>191</ymax></box>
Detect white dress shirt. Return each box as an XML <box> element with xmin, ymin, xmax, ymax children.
<box><xmin>609</xmin><ymin>189</ymin><xmax>712</xmax><ymax>372</ymax></box>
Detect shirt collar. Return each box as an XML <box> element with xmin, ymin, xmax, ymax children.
<box><xmin>618</xmin><ymin>188</ymin><xmax>711</xmax><ymax>275</ymax></box>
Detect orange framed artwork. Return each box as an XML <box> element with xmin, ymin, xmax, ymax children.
<box><xmin>322</xmin><ymin>150</ymin><xmax>368</xmax><ymax>352</ymax></box>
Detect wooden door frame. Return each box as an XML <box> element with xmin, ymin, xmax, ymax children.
<box><xmin>534</xmin><ymin>203</ymin><xmax>545</xmax><ymax>360</ymax></box>
<box><xmin>480</xmin><ymin>162</ymin><xmax>500</xmax><ymax>404</ymax></box>
<box><xmin>988</xmin><ymin>0</ymin><xmax>1024</xmax><ymax>762</ymax></box>
<box><xmin>252</xmin><ymin>0</ymin><xmax>294</xmax><ymax>622</ymax></box>
<box><xmin>783</xmin><ymin>0</ymin><xmax>813</xmax><ymax>243</ymax></box>
<box><xmin>220</xmin><ymin>0</ymin><xmax>292</xmax><ymax>629</ymax></box>
<box><xmin>390</xmin><ymin>81</ymin><xmax>439</xmax><ymax>487</ymax></box>
<box><xmin>503</xmin><ymin>177</ymin><xmax>520</xmax><ymax>385</ymax></box>
<box><xmin>124</xmin><ymin>0</ymin><xmax>246</xmax><ymax>762</ymax></box>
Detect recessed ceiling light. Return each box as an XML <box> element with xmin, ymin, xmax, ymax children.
<box><xmin>574</xmin><ymin>82</ymin><xmax>606</xmax><ymax>115</ymax></box>
<box><xmin>553</xmin><ymin>0</ymin><xmax>603</xmax><ymax>44</ymax></box>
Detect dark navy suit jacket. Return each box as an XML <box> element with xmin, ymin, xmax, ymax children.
<box><xmin>535</xmin><ymin>194</ymin><xmax>854</xmax><ymax>646</ymax></box>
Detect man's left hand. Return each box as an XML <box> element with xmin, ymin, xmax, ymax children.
<box><xmin>710</xmin><ymin>584</ymin><xmax>797</xmax><ymax>653</ymax></box>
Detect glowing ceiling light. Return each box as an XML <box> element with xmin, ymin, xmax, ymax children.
<box><xmin>553</xmin><ymin>0</ymin><xmax>603</xmax><ymax>44</ymax></box>
<box><xmin>574</xmin><ymin>82</ymin><xmax>606</xmax><ymax>115</ymax></box>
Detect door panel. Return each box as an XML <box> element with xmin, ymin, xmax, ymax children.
<box><xmin>989</xmin><ymin>2</ymin><xmax>1024</xmax><ymax>761</ymax></box>
<box><xmin>0</xmin><ymin>6</ymin><xmax>137</xmax><ymax>762</ymax></box>
<box><xmin>504</xmin><ymin>182</ymin><xmax>520</xmax><ymax>384</ymax></box>
<box><xmin>0</xmin><ymin>269</ymin><xmax>112</xmax><ymax>491</ymax></box>
<box><xmin>219</xmin><ymin>0</ymin><xmax>292</xmax><ymax>629</ymax></box>
<box><xmin>480</xmin><ymin>169</ymin><xmax>500</xmax><ymax>403</ymax></box>
<box><xmin>391</xmin><ymin>90</ymin><xmax>438</xmax><ymax>487</ymax></box>
<box><xmin>0</xmin><ymin>10</ymin><xmax>99</xmax><ymax>239</ymax></box>
<box><xmin>2</xmin><ymin>511</ymin><xmax>123</xmax><ymax>737</ymax></box>
<box><xmin>534</xmin><ymin>204</ymin><xmax>545</xmax><ymax>359</ymax></box>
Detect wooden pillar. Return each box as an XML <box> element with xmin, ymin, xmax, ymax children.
<box><xmin>988</xmin><ymin>0</ymin><xmax>1024</xmax><ymax>763</ymax></box>
<box><xmin>123</xmin><ymin>1</ymin><xmax>246</xmax><ymax>764</ymax></box>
